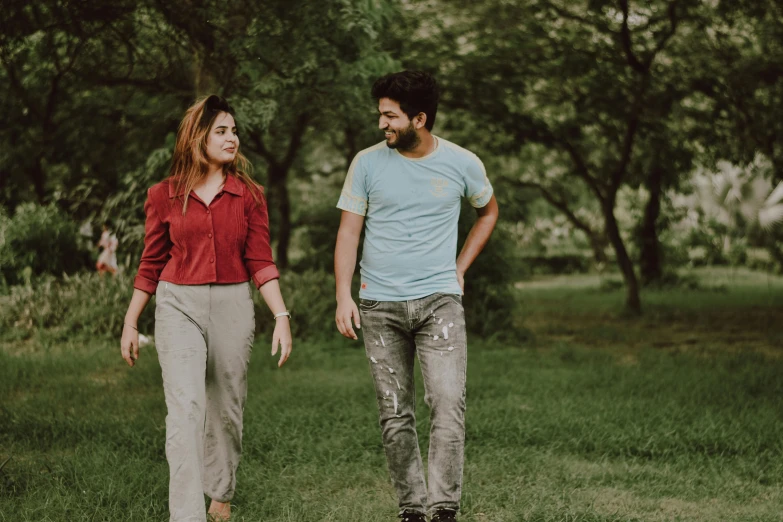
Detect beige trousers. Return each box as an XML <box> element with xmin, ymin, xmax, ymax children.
<box><xmin>154</xmin><ymin>282</ymin><xmax>255</xmax><ymax>522</ymax></box>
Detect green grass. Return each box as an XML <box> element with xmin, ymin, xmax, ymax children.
<box><xmin>2</xmin><ymin>267</ymin><xmax>783</xmax><ymax>521</ymax></box>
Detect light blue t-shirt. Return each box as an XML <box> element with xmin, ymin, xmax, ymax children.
<box><xmin>337</xmin><ymin>137</ymin><xmax>493</xmax><ymax>301</ymax></box>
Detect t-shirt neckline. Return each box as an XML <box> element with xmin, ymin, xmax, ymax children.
<box><xmin>394</xmin><ymin>136</ymin><xmax>440</xmax><ymax>162</ymax></box>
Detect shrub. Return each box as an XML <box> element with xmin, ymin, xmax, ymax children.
<box><xmin>1</xmin><ymin>270</ymin><xmax>341</xmax><ymax>343</ymax></box>
<box><xmin>0</xmin><ymin>203</ymin><xmax>92</xmax><ymax>286</ymax></box>
<box><xmin>459</xmin><ymin>203</ymin><xmax>528</xmax><ymax>342</ymax></box>
<box><xmin>519</xmin><ymin>253</ymin><xmax>593</xmax><ymax>275</ymax></box>
<box><xmin>1</xmin><ymin>208</ymin><xmax>529</xmax><ymax>345</ymax></box>
<box><xmin>1</xmin><ymin>272</ymin><xmax>154</xmax><ymax>340</ymax></box>
<box><xmin>252</xmin><ymin>269</ymin><xmax>342</xmax><ymax>342</ymax></box>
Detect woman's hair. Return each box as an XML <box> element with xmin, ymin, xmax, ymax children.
<box><xmin>170</xmin><ymin>94</ymin><xmax>262</xmax><ymax>213</ymax></box>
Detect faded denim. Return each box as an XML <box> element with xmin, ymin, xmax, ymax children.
<box><xmin>154</xmin><ymin>282</ymin><xmax>255</xmax><ymax>522</ymax></box>
<box><xmin>359</xmin><ymin>292</ymin><xmax>467</xmax><ymax>516</ymax></box>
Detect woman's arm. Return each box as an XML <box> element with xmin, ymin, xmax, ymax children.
<box><xmin>258</xmin><ymin>279</ymin><xmax>292</xmax><ymax>367</ymax></box>
<box><xmin>121</xmin><ymin>289</ymin><xmax>152</xmax><ymax>367</ymax></box>
<box><xmin>121</xmin><ymin>186</ymin><xmax>172</xmax><ymax>367</ymax></box>
<box><xmin>243</xmin><ymin>189</ymin><xmax>291</xmax><ymax>367</ymax></box>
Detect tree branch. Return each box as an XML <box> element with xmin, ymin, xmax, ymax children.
<box><xmin>0</xmin><ymin>57</ymin><xmax>40</xmax><ymax>119</ymax></box>
<box><xmin>516</xmin><ymin>180</ymin><xmax>597</xmax><ymax>235</ymax></box>
<box><xmin>344</xmin><ymin>126</ymin><xmax>358</xmax><ymax>168</ymax></box>
<box><xmin>643</xmin><ymin>0</ymin><xmax>679</xmax><ymax>70</ymax></box>
<box><xmin>559</xmin><ymin>139</ymin><xmax>606</xmax><ymax>204</ymax></box>
<box><xmin>540</xmin><ymin>0</ymin><xmax>616</xmax><ymax>35</ymax></box>
<box><xmin>247</xmin><ymin>130</ymin><xmax>280</xmax><ymax>170</ymax></box>
<box><xmin>618</xmin><ymin>0</ymin><xmax>647</xmax><ymax>74</ymax></box>
<box><xmin>610</xmin><ymin>90</ymin><xmax>646</xmax><ymax>196</ymax></box>
<box><xmin>280</xmin><ymin>114</ymin><xmax>309</xmax><ymax>172</ymax></box>
<box><xmin>504</xmin><ymin>114</ymin><xmax>606</xmax><ymax>203</ymax></box>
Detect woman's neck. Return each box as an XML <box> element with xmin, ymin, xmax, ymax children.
<box><xmin>205</xmin><ymin>165</ymin><xmax>226</xmax><ymax>182</ymax></box>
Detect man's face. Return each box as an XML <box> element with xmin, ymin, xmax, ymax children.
<box><xmin>377</xmin><ymin>97</ymin><xmax>420</xmax><ymax>151</ymax></box>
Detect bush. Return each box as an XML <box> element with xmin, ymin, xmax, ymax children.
<box><xmin>253</xmin><ymin>269</ymin><xmax>342</xmax><ymax>342</ymax></box>
<box><xmin>1</xmin><ymin>269</ymin><xmax>341</xmax><ymax>344</ymax></box>
<box><xmin>1</xmin><ymin>222</ymin><xmax>528</xmax><ymax>345</ymax></box>
<box><xmin>459</xmin><ymin>203</ymin><xmax>528</xmax><ymax>342</ymax></box>
<box><xmin>0</xmin><ymin>203</ymin><xmax>92</xmax><ymax>286</ymax></box>
<box><xmin>1</xmin><ymin>272</ymin><xmax>154</xmax><ymax>340</ymax></box>
<box><xmin>519</xmin><ymin>253</ymin><xmax>593</xmax><ymax>275</ymax></box>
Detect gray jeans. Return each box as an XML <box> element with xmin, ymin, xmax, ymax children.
<box><xmin>359</xmin><ymin>293</ymin><xmax>468</xmax><ymax>516</ymax></box>
<box><xmin>155</xmin><ymin>282</ymin><xmax>255</xmax><ymax>522</ymax></box>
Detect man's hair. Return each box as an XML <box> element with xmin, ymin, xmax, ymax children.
<box><xmin>371</xmin><ymin>70</ymin><xmax>439</xmax><ymax>131</ymax></box>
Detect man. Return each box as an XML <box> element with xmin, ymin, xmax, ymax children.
<box><xmin>334</xmin><ymin>70</ymin><xmax>498</xmax><ymax>522</ymax></box>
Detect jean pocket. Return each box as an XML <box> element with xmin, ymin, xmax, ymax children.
<box><xmin>359</xmin><ymin>298</ymin><xmax>381</xmax><ymax>311</ymax></box>
<box><xmin>437</xmin><ymin>293</ymin><xmax>463</xmax><ymax>307</ymax></box>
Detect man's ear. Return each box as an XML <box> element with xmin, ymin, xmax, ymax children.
<box><xmin>414</xmin><ymin>112</ymin><xmax>427</xmax><ymax>130</ymax></box>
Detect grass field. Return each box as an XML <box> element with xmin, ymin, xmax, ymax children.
<box><xmin>2</xmin><ymin>268</ymin><xmax>783</xmax><ymax>521</ymax></box>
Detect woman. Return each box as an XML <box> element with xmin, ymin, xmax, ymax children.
<box><xmin>120</xmin><ymin>95</ymin><xmax>292</xmax><ymax>522</ymax></box>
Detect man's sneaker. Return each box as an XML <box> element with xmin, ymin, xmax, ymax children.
<box><xmin>431</xmin><ymin>509</ymin><xmax>458</xmax><ymax>522</ymax></box>
<box><xmin>398</xmin><ymin>511</ymin><xmax>426</xmax><ymax>522</ymax></box>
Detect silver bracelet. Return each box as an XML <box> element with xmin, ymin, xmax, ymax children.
<box><xmin>273</xmin><ymin>311</ymin><xmax>291</xmax><ymax>320</ymax></box>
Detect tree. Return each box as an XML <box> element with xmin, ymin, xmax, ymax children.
<box><xmin>405</xmin><ymin>0</ymin><xmax>704</xmax><ymax>312</ymax></box>
<box><xmin>0</xmin><ymin>0</ymin><xmax>190</xmax><ymax>213</ymax></box>
<box><xmin>690</xmin><ymin>0</ymin><xmax>783</xmax><ymax>181</ymax></box>
<box><xmin>226</xmin><ymin>0</ymin><xmax>399</xmax><ymax>268</ymax></box>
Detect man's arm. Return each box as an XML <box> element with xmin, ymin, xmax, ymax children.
<box><xmin>456</xmin><ymin>194</ymin><xmax>499</xmax><ymax>293</ymax></box>
<box><xmin>335</xmin><ymin>210</ymin><xmax>365</xmax><ymax>339</ymax></box>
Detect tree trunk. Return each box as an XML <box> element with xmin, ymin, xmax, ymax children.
<box><xmin>604</xmin><ymin>202</ymin><xmax>641</xmax><ymax>314</ymax></box>
<box><xmin>587</xmin><ymin>231</ymin><xmax>609</xmax><ymax>265</ymax></box>
<box><xmin>765</xmin><ymin>234</ymin><xmax>783</xmax><ymax>271</ymax></box>
<box><xmin>639</xmin><ymin>163</ymin><xmax>664</xmax><ymax>285</ymax></box>
<box><xmin>268</xmin><ymin>168</ymin><xmax>291</xmax><ymax>269</ymax></box>
<box><xmin>31</xmin><ymin>159</ymin><xmax>46</xmax><ymax>203</ymax></box>
<box><xmin>194</xmin><ymin>47</ymin><xmax>219</xmax><ymax>97</ymax></box>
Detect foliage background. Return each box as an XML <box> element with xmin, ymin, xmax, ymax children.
<box><xmin>2</xmin><ymin>2</ymin><xmax>783</xmax><ymax>521</ymax></box>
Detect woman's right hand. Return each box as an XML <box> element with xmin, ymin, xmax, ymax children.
<box><xmin>272</xmin><ymin>317</ymin><xmax>293</xmax><ymax>368</ymax></box>
<box><xmin>121</xmin><ymin>324</ymin><xmax>140</xmax><ymax>367</ymax></box>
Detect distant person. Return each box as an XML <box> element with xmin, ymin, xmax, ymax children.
<box><xmin>334</xmin><ymin>71</ymin><xmax>499</xmax><ymax>522</ymax></box>
<box><xmin>120</xmin><ymin>95</ymin><xmax>293</xmax><ymax>522</ymax></box>
<box><xmin>96</xmin><ymin>224</ymin><xmax>119</xmax><ymax>275</ymax></box>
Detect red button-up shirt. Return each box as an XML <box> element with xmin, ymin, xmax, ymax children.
<box><xmin>133</xmin><ymin>174</ymin><xmax>280</xmax><ymax>294</ymax></box>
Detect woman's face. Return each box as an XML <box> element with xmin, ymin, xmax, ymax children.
<box><xmin>205</xmin><ymin>111</ymin><xmax>239</xmax><ymax>166</ymax></box>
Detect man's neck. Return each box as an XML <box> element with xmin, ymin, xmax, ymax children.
<box><xmin>397</xmin><ymin>132</ymin><xmax>436</xmax><ymax>159</ymax></box>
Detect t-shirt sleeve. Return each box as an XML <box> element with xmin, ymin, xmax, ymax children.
<box><xmin>336</xmin><ymin>153</ymin><xmax>369</xmax><ymax>216</ymax></box>
<box><xmin>464</xmin><ymin>153</ymin><xmax>493</xmax><ymax>208</ymax></box>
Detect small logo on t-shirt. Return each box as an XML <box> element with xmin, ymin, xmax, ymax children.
<box><xmin>361</xmin><ymin>282</ymin><xmax>367</xmax><ymax>290</ymax></box>
<box><xmin>430</xmin><ymin>178</ymin><xmax>449</xmax><ymax>198</ymax></box>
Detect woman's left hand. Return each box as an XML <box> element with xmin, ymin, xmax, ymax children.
<box><xmin>272</xmin><ymin>317</ymin><xmax>292</xmax><ymax>368</ymax></box>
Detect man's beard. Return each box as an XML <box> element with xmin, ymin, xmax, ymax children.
<box><xmin>386</xmin><ymin>122</ymin><xmax>420</xmax><ymax>151</ymax></box>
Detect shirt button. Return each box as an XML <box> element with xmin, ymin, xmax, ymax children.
<box><xmin>209</xmin><ymin>258</ymin><xmax>214</xmax><ymax>263</ymax></box>
<box><xmin>206</xmin><ymin>209</ymin><xmax>210</xmax><ymax>214</ymax></box>
<box><xmin>208</xmin><ymin>233</ymin><xmax>213</xmax><ymax>238</ymax></box>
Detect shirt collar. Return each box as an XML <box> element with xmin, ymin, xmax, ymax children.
<box><xmin>222</xmin><ymin>174</ymin><xmax>244</xmax><ymax>196</ymax></box>
<box><xmin>168</xmin><ymin>174</ymin><xmax>244</xmax><ymax>198</ymax></box>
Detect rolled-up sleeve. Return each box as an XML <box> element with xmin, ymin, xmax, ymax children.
<box><xmin>133</xmin><ymin>190</ymin><xmax>173</xmax><ymax>294</ymax></box>
<box><xmin>464</xmin><ymin>153</ymin><xmax>493</xmax><ymax>208</ymax></box>
<box><xmin>336</xmin><ymin>153</ymin><xmax>369</xmax><ymax>216</ymax></box>
<box><xmin>244</xmin><ymin>192</ymin><xmax>280</xmax><ymax>288</ymax></box>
